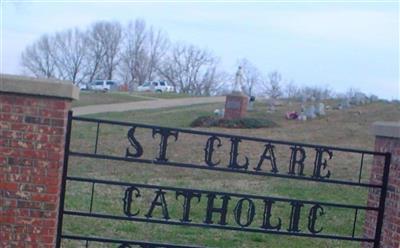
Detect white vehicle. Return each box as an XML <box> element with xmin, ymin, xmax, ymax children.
<box><xmin>137</xmin><ymin>81</ymin><xmax>174</xmax><ymax>93</ymax></box>
<box><xmin>90</xmin><ymin>80</ymin><xmax>118</xmax><ymax>92</ymax></box>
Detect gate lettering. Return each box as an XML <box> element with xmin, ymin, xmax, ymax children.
<box><xmin>122</xmin><ymin>186</ymin><xmax>326</xmax><ymax>235</ymax></box>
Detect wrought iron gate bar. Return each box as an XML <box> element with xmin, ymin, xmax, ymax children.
<box><xmin>69</xmin><ymin>151</ymin><xmax>383</xmax><ymax>189</ymax></box>
<box><xmin>351</xmin><ymin>209</ymin><xmax>358</xmax><ymax>238</ymax></box>
<box><xmin>63</xmin><ymin>211</ymin><xmax>374</xmax><ymax>243</ymax></box>
<box><xmin>66</xmin><ymin>176</ymin><xmax>378</xmax><ymax>211</ymax></box>
<box><xmin>358</xmin><ymin>153</ymin><xmax>365</xmax><ymax>183</ymax></box>
<box><xmin>62</xmin><ymin>234</ymin><xmax>204</xmax><ymax>248</ymax></box>
<box><xmin>56</xmin><ymin>111</ymin><xmax>73</xmax><ymax>247</ymax></box>
<box><xmin>89</xmin><ymin>182</ymin><xmax>95</xmax><ymax>213</ymax></box>
<box><xmin>374</xmin><ymin>153</ymin><xmax>391</xmax><ymax>247</ymax></box>
<box><xmin>72</xmin><ymin>116</ymin><xmax>386</xmax><ymax>156</ymax></box>
<box><xmin>94</xmin><ymin>122</ymin><xmax>100</xmax><ymax>154</ymax></box>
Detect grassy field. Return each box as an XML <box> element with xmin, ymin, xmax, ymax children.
<box><xmin>134</xmin><ymin>92</ymin><xmax>194</xmax><ymax>99</ymax></box>
<box><xmin>62</xmin><ymin>99</ymin><xmax>399</xmax><ymax>247</ymax></box>
<box><xmin>72</xmin><ymin>91</ymin><xmax>194</xmax><ymax>107</ymax></box>
<box><xmin>72</xmin><ymin>92</ymin><xmax>149</xmax><ymax>107</ymax></box>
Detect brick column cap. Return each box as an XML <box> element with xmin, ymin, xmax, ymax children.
<box><xmin>371</xmin><ymin>121</ymin><xmax>400</xmax><ymax>138</ymax></box>
<box><xmin>0</xmin><ymin>74</ymin><xmax>79</xmax><ymax>100</ymax></box>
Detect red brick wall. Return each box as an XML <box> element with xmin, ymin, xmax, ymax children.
<box><xmin>0</xmin><ymin>93</ymin><xmax>71</xmax><ymax>247</ymax></box>
<box><xmin>363</xmin><ymin>136</ymin><xmax>400</xmax><ymax>248</ymax></box>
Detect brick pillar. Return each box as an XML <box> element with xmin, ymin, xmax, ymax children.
<box><xmin>0</xmin><ymin>74</ymin><xmax>79</xmax><ymax>247</ymax></box>
<box><xmin>363</xmin><ymin>122</ymin><xmax>400</xmax><ymax>248</ymax></box>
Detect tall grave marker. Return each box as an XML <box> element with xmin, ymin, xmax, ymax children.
<box><xmin>224</xmin><ymin>66</ymin><xmax>249</xmax><ymax>120</ymax></box>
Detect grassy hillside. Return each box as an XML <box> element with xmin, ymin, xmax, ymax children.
<box><xmin>72</xmin><ymin>92</ymin><xmax>195</xmax><ymax>107</ymax></box>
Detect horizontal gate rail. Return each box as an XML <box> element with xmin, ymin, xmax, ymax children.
<box><xmin>69</xmin><ymin>151</ymin><xmax>382</xmax><ymax>188</ymax></box>
<box><xmin>67</xmin><ymin>176</ymin><xmax>378</xmax><ymax>211</ymax></box>
<box><xmin>62</xmin><ymin>234</ymin><xmax>204</xmax><ymax>248</ymax></box>
<box><xmin>63</xmin><ymin>211</ymin><xmax>374</xmax><ymax>243</ymax></box>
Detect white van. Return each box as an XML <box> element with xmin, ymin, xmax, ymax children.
<box><xmin>90</xmin><ymin>80</ymin><xmax>117</xmax><ymax>92</ymax></box>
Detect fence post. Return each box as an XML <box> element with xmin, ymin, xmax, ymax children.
<box><xmin>363</xmin><ymin>121</ymin><xmax>400</xmax><ymax>248</ymax></box>
<box><xmin>0</xmin><ymin>74</ymin><xmax>79</xmax><ymax>247</ymax></box>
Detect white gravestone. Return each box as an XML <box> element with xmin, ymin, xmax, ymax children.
<box><xmin>316</xmin><ymin>102</ymin><xmax>326</xmax><ymax>116</ymax></box>
<box><xmin>298</xmin><ymin>112</ymin><xmax>307</xmax><ymax>121</ymax></box>
<box><xmin>339</xmin><ymin>98</ymin><xmax>351</xmax><ymax>110</ymax></box>
<box><xmin>305</xmin><ymin>105</ymin><xmax>316</xmax><ymax>119</ymax></box>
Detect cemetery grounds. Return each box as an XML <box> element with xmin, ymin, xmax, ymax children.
<box><xmin>63</xmin><ymin>99</ymin><xmax>399</xmax><ymax>247</ymax></box>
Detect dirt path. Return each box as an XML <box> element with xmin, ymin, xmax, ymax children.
<box><xmin>72</xmin><ymin>96</ymin><xmax>226</xmax><ymax>116</ymax></box>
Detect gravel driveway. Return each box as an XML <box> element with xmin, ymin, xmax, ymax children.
<box><xmin>72</xmin><ymin>96</ymin><xmax>226</xmax><ymax>116</ymax></box>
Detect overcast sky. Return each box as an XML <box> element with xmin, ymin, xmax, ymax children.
<box><xmin>2</xmin><ymin>1</ymin><xmax>399</xmax><ymax>99</ymax></box>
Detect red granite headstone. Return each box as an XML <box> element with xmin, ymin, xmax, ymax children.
<box><xmin>224</xmin><ymin>93</ymin><xmax>248</xmax><ymax>120</ymax></box>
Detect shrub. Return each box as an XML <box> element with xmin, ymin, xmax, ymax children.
<box><xmin>190</xmin><ymin>116</ymin><xmax>219</xmax><ymax>127</ymax></box>
<box><xmin>190</xmin><ymin>116</ymin><xmax>277</xmax><ymax>129</ymax></box>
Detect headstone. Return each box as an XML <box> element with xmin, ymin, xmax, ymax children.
<box><xmin>298</xmin><ymin>113</ymin><xmax>307</xmax><ymax>121</ymax></box>
<box><xmin>340</xmin><ymin>98</ymin><xmax>351</xmax><ymax>109</ymax></box>
<box><xmin>351</xmin><ymin>92</ymin><xmax>368</xmax><ymax>105</ymax></box>
<box><xmin>301</xmin><ymin>104</ymin><xmax>305</xmax><ymax>113</ymax></box>
<box><xmin>224</xmin><ymin>93</ymin><xmax>248</xmax><ymax>119</ymax></box>
<box><xmin>316</xmin><ymin>102</ymin><xmax>326</xmax><ymax>116</ymax></box>
<box><xmin>305</xmin><ymin>105</ymin><xmax>316</xmax><ymax>119</ymax></box>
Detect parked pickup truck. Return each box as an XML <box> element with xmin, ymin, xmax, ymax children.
<box><xmin>137</xmin><ymin>81</ymin><xmax>174</xmax><ymax>93</ymax></box>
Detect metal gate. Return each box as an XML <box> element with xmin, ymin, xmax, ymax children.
<box><xmin>56</xmin><ymin>111</ymin><xmax>391</xmax><ymax>248</ymax></box>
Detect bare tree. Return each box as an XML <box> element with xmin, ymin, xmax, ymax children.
<box><xmin>21</xmin><ymin>34</ymin><xmax>57</xmax><ymax>78</ymax></box>
<box><xmin>158</xmin><ymin>43</ymin><xmax>221</xmax><ymax>95</ymax></box>
<box><xmin>190</xmin><ymin>58</ymin><xmax>227</xmax><ymax>96</ymax></box>
<box><xmin>298</xmin><ymin>85</ymin><xmax>333</xmax><ymax>100</ymax></box>
<box><xmin>236</xmin><ymin>58</ymin><xmax>261</xmax><ymax>96</ymax></box>
<box><xmin>100</xmin><ymin>22</ymin><xmax>122</xmax><ymax>80</ymax></box>
<box><xmin>146</xmin><ymin>27</ymin><xmax>169</xmax><ymax>81</ymax></box>
<box><xmin>53</xmin><ymin>28</ymin><xmax>87</xmax><ymax>84</ymax></box>
<box><xmin>82</xmin><ymin>21</ymin><xmax>122</xmax><ymax>82</ymax></box>
<box><xmin>345</xmin><ymin>87</ymin><xmax>360</xmax><ymax>99</ymax></box>
<box><xmin>120</xmin><ymin>19</ymin><xmax>148</xmax><ymax>92</ymax></box>
<box><xmin>83</xmin><ymin>23</ymin><xmax>107</xmax><ymax>82</ymax></box>
<box><xmin>284</xmin><ymin>80</ymin><xmax>299</xmax><ymax>99</ymax></box>
<box><xmin>263</xmin><ymin>71</ymin><xmax>283</xmax><ymax>99</ymax></box>
<box><xmin>21</xmin><ymin>30</ymin><xmax>87</xmax><ymax>84</ymax></box>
